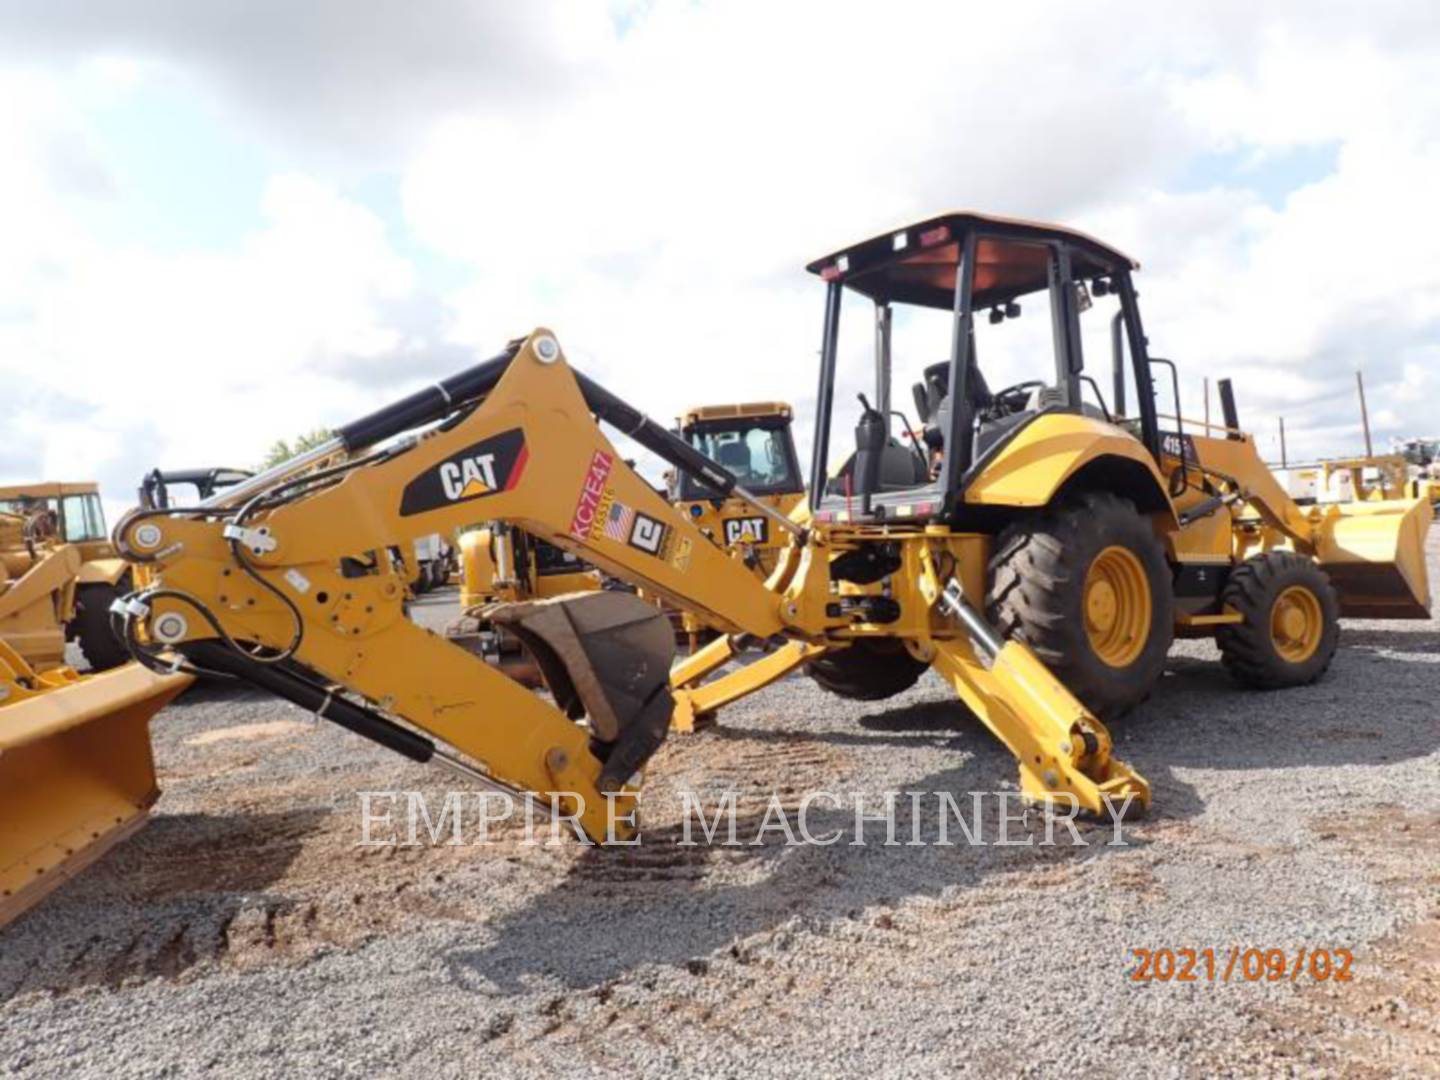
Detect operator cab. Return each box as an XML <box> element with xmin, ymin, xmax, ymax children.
<box><xmin>806</xmin><ymin>212</ymin><xmax>1161</xmax><ymax>523</ymax></box>
<box><xmin>674</xmin><ymin>404</ymin><xmax>803</xmax><ymax>502</ymax></box>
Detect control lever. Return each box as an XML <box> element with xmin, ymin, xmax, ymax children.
<box><xmin>853</xmin><ymin>393</ymin><xmax>887</xmax><ymax>514</ymax></box>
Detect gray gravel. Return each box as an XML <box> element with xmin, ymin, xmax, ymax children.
<box><xmin>3</xmin><ymin>544</ymin><xmax>1438</xmax><ymax>1078</ymax></box>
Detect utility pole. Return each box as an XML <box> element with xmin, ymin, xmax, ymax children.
<box><xmin>1279</xmin><ymin>416</ymin><xmax>1287</xmax><ymax>467</ymax></box>
<box><xmin>1356</xmin><ymin>370</ymin><xmax>1373</xmax><ymax>457</ymax></box>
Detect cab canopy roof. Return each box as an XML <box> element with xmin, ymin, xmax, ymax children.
<box><xmin>681</xmin><ymin>402</ymin><xmax>793</xmax><ymax>428</ymax></box>
<box><xmin>0</xmin><ymin>482</ymin><xmax>100</xmax><ymax>501</ymax></box>
<box><xmin>804</xmin><ymin>211</ymin><xmax>1138</xmax><ymax>310</ymax></box>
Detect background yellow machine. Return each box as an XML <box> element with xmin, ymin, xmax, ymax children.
<box><xmin>458</xmin><ymin>524</ymin><xmax>601</xmax><ymax>609</ymax></box>
<box><xmin>1</xmin><ymin>486</ymin><xmax>188</xmax><ymax>928</ymax></box>
<box><xmin>0</xmin><ymin>482</ymin><xmax>135</xmax><ymax>670</ymax></box>
<box><xmin>668</xmin><ymin>402</ymin><xmax>806</xmax><ymax>649</ymax></box>
<box><xmin>670</xmin><ymin>402</ymin><xmax>806</xmax><ymax>572</ymax></box>
<box><xmin>6</xmin><ymin>212</ymin><xmax>1431</xmax><ymax>923</ymax></box>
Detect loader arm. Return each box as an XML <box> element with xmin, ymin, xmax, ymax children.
<box><xmin>1181</xmin><ymin>432</ymin><xmax>1431</xmax><ymax>617</ymax></box>
<box><xmin>113</xmin><ymin>332</ymin><xmax>802</xmax><ymax>841</ymax></box>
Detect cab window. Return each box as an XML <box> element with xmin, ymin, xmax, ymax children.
<box><xmin>61</xmin><ymin>494</ymin><xmax>107</xmax><ymax>542</ymax></box>
<box><xmin>682</xmin><ymin>423</ymin><xmax>798</xmax><ymax>498</ymax></box>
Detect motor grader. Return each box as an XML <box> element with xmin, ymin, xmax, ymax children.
<box><xmin>4</xmin><ymin>212</ymin><xmax>1430</xmax><ymax>925</ymax></box>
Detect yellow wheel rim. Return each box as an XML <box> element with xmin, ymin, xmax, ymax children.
<box><xmin>1083</xmin><ymin>545</ymin><xmax>1151</xmax><ymax>668</ymax></box>
<box><xmin>1270</xmin><ymin>585</ymin><xmax>1323</xmax><ymax>663</ymax></box>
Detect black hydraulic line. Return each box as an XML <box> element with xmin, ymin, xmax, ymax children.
<box><xmin>336</xmin><ymin>343</ymin><xmax>520</xmax><ymax>453</ymax></box>
<box><xmin>330</xmin><ymin>338</ymin><xmax>743</xmax><ymax>500</ymax></box>
<box><xmin>574</xmin><ymin>373</ymin><xmax>738</xmax><ymax>497</ymax></box>
<box><xmin>185</xmin><ymin>641</ymin><xmax>435</xmax><ymax>763</ymax></box>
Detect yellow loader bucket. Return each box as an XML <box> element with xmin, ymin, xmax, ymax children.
<box><xmin>1314</xmin><ymin>497</ymin><xmax>1433</xmax><ymax>619</ymax></box>
<box><xmin>0</xmin><ymin>656</ymin><xmax>191</xmax><ymax>928</ymax></box>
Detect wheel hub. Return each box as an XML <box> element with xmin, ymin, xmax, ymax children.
<box><xmin>1083</xmin><ymin>546</ymin><xmax>1151</xmax><ymax>668</ymax></box>
<box><xmin>1270</xmin><ymin>585</ymin><xmax>1323</xmax><ymax>663</ymax></box>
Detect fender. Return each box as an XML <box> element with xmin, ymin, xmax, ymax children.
<box><xmin>964</xmin><ymin>412</ymin><xmax>1176</xmax><ymax>524</ymax></box>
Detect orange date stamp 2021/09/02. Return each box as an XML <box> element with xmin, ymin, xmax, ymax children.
<box><xmin>1129</xmin><ymin>947</ymin><xmax>1355</xmax><ymax>983</ymax></box>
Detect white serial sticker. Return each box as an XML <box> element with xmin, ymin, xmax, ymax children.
<box><xmin>283</xmin><ymin>569</ymin><xmax>312</xmax><ymax>594</ymax></box>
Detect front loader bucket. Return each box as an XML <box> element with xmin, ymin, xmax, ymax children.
<box><xmin>0</xmin><ymin>663</ymin><xmax>191</xmax><ymax>928</ymax></box>
<box><xmin>1313</xmin><ymin>497</ymin><xmax>1433</xmax><ymax>619</ymax></box>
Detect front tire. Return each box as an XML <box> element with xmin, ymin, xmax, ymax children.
<box><xmin>1216</xmin><ymin>552</ymin><xmax>1339</xmax><ymax>688</ymax></box>
<box><xmin>987</xmin><ymin>491</ymin><xmax>1173</xmax><ymax>720</ymax></box>
<box><xmin>75</xmin><ymin>580</ymin><xmax>130</xmax><ymax>671</ymax></box>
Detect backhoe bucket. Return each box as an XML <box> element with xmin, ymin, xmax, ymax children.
<box><xmin>1313</xmin><ymin>497</ymin><xmax>1433</xmax><ymax>619</ymax></box>
<box><xmin>1</xmin><ymin>660</ymin><xmax>191</xmax><ymax>928</ymax></box>
<box><xmin>489</xmin><ymin>591</ymin><xmax>675</xmax><ymax>791</ymax></box>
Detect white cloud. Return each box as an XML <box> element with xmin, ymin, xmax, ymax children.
<box><xmin>3</xmin><ymin>0</ymin><xmax>1439</xmax><ymax>524</ymax></box>
<box><xmin>0</xmin><ymin>73</ymin><xmax>437</xmax><ymax>518</ymax></box>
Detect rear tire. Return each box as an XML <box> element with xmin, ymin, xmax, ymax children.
<box><xmin>987</xmin><ymin>491</ymin><xmax>1173</xmax><ymax>720</ymax></box>
<box><xmin>1216</xmin><ymin>552</ymin><xmax>1339</xmax><ymax>688</ymax></box>
<box><xmin>75</xmin><ymin>581</ymin><xmax>129</xmax><ymax>671</ymax></box>
<box><xmin>806</xmin><ymin>640</ymin><xmax>929</xmax><ymax>701</ymax></box>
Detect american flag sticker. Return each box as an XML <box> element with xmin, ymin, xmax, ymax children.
<box><xmin>602</xmin><ymin>499</ymin><xmax>635</xmax><ymax>541</ymax></box>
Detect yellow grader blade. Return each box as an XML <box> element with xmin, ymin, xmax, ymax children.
<box><xmin>1313</xmin><ymin>496</ymin><xmax>1433</xmax><ymax>618</ymax></box>
<box><xmin>0</xmin><ymin>649</ymin><xmax>190</xmax><ymax>928</ymax></box>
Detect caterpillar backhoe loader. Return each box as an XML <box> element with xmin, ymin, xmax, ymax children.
<box><xmin>671</xmin><ymin>402</ymin><xmax>807</xmax><ymax>571</ymax></box>
<box><xmin>8</xmin><ymin>212</ymin><xmax>1429</xmax><ymax>924</ymax></box>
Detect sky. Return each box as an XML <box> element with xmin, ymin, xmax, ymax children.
<box><xmin>2</xmin><ymin>0</ymin><xmax>1438</xmax><ymax>524</ymax></box>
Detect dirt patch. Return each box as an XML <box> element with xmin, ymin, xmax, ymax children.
<box><xmin>185</xmin><ymin>719</ymin><xmax>312</xmax><ymax>746</ymax></box>
<box><xmin>1193</xmin><ymin>807</ymin><xmax>1440</xmax><ymax>1077</ymax></box>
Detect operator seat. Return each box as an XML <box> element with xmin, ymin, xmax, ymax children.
<box><xmin>715</xmin><ymin>440</ymin><xmax>752</xmax><ymax>482</ymax></box>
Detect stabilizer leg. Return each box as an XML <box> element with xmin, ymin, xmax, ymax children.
<box><xmin>934</xmin><ymin>580</ymin><xmax>1150</xmax><ymax>814</ymax></box>
<box><xmin>671</xmin><ymin>640</ymin><xmax>827</xmax><ymax>733</ymax></box>
<box><xmin>670</xmin><ymin>632</ymin><xmax>736</xmax><ymax>690</ymax></box>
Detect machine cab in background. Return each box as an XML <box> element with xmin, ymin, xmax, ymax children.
<box><xmin>805</xmin><ymin>212</ymin><xmax>1163</xmax><ymax>523</ymax></box>
<box><xmin>672</xmin><ymin>402</ymin><xmax>806</xmax><ymax>572</ymax></box>
<box><xmin>674</xmin><ymin>403</ymin><xmax>803</xmax><ymax>504</ymax></box>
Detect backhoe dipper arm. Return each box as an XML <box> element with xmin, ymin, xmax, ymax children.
<box><xmin>114</xmin><ymin>331</ymin><xmax>792</xmax><ymax>841</ymax></box>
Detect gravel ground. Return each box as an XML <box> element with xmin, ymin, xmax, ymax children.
<box><xmin>3</xmin><ymin>543</ymin><xmax>1439</xmax><ymax>1078</ymax></box>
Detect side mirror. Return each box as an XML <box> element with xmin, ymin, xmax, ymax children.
<box><xmin>1092</xmin><ymin>277</ymin><xmax>1111</xmax><ymax>297</ymax></box>
<box><xmin>1004</xmin><ymin>301</ymin><xmax>1021</xmax><ymax>318</ymax></box>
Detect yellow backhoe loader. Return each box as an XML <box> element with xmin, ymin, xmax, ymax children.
<box><xmin>671</xmin><ymin>402</ymin><xmax>807</xmax><ymax>571</ymax></box>
<box><xmin>7</xmin><ymin>212</ymin><xmax>1431</xmax><ymax>924</ymax></box>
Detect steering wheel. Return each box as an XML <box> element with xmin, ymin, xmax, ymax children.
<box><xmin>985</xmin><ymin>380</ymin><xmax>1046</xmax><ymax>419</ymax></box>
